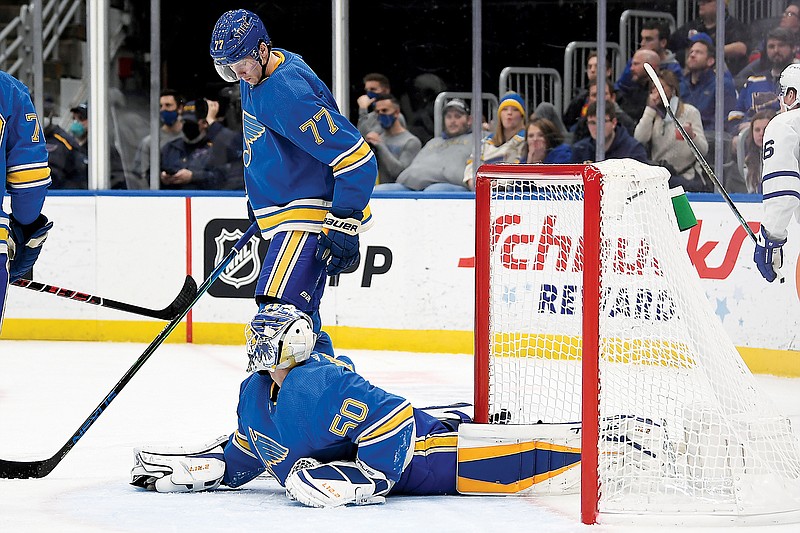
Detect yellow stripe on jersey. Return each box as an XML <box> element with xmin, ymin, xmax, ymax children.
<box><xmin>319</xmin><ymin>353</ymin><xmax>355</xmax><ymax>372</ymax></box>
<box><xmin>7</xmin><ymin>165</ymin><xmax>50</xmax><ymax>186</ymax></box>
<box><xmin>414</xmin><ymin>433</ymin><xmax>457</xmax><ymax>455</ymax></box>
<box><xmin>233</xmin><ymin>430</ymin><xmax>257</xmax><ymax>459</ymax></box>
<box><xmin>265</xmin><ymin>231</ymin><xmax>306</xmax><ymax>299</ymax></box>
<box><xmin>359</xmin><ymin>403</ymin><xmax>414</xmax><ymax>444</ymax></box>
<box><xmin>332</xmin><ymin>138</ymin><xmax>374</xmax><ymax>177</ymax></box>
<box><xmin>257</xmin><ymin>206</ymin><xmax>328</xmax><ymax>234</ymax></box>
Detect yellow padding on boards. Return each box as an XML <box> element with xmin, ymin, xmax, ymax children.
<box><xmin>1</xmin><ymin>318</ymin><xmax>187</xmax><ymax>343</ymax></box>
<box><xmin>491</xmin><ymin>332</ymin><xmax>695</xmax><ymax>368</ymax></box>
<box><xmin>2</xmin><ymin>320</ymin><xmax>798</xmax><ymax>378</ymax></box>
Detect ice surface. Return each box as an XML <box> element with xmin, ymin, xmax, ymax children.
<box><xmin>1</xmin><ymin>340</ymin><xmax>799</xmax><ymax>532</ymax></box>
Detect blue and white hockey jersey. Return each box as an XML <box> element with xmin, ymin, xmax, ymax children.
<box><xmin>239</xmin><ymin>50</ymin><xmax>376</xmax><ymax>239</ymax></box>
<box><xmin>760</xmin><ymin>109</ymin><xmax>800</xmax><ymax>240</ymax></box>
<box><xmin>0</xmin><ymin>70</ymin><xmax>51</xmax><ymax>254</ymax></box>
<box><xmin>222</xmin><ymin>353</ymin><xmax>460</xmax><ymax>496</ymax></box>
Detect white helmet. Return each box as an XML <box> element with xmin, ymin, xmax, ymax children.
<box><xmin>779</xmin><ymin>63</ymin><xmax>800</xmax><ymax>111</ymax></box>
<box><xmin>245</xmin><ymin>304</ymin><xmax>316</xmax><ymax>373</ymax></box>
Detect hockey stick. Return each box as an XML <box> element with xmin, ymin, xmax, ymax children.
<box><xmin>643</xmin><ymin>63</ymin><xmax>785</xmax><ymax>283</ymax></box>
<box><xmin>643</xmin><ymin>62</ymin><xmax>757</xmax><ymax>243</ymax></box>
<box><xmin>11</xmin><ymin>276</ymin><xmax>197</xmax><ymax>320</ymax></box>
<box><xmin>0</xmin><ymin>222</ymin><xmax>260</xmax><ymax>479</ymax></box>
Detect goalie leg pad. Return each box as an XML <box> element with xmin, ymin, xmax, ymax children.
<box><xmin>285</xmin><ymin>458</ymin><xmax>391</xmax><ymax>508</ymax></box>
<box><xmin>131</xmin><ymin>435</ymin><xmax>228</xmax><ymax>493</ymax></box>
<box><xmin>457</xmin><ymin>423</ymin><xmax>582</xmax><ymax>495</ymax></box>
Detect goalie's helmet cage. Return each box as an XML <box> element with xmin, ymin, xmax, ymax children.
<box><xmin>245</xmin><ymin>304</ymin><xmax>316</xmax><ymax>373</ymax></box>
<box><xmin>473</xmin><ymin>159</ymin><xmax>800</xmax><ymax>525</ymax></box>
<box><xmin>209</xmin><ymin>9</ymin><xmax>270</xmax><ymax>81</ymax></box>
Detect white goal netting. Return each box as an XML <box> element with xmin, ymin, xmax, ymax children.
<box><xmin>477</xmin><ymin>159</ymin><xmax>800</xmax><ymax>518</ymax></box>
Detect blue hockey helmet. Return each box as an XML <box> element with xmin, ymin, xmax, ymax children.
<box><xmin>245</xmin><ymin>304</ymin><xmax>316</xmax><ymax>373</ymax></box>
<box><xmin>209</xmin><ymin>9</ymin><xmax>270</xmax><ymax>82</ymax></box>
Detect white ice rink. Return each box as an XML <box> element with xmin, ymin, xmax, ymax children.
<box><xmin>2</xmin><ymin>339</ymin><xmax>800</xmax><ymax>533</ymax></box>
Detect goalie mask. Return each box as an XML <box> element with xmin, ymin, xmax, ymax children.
<box><xmin>210</xmin><ymin>9</ymin><xmax>271</xmax><ymax>84</ymax></box>
<box><xmin>779</xmin><ymin>63</ymin><xmax>800</xmax><ymax>111</ymax></box>
<box><xmin>245</xmin><ymin>304</ymin><xmax>316</xmax><ymax>373</ymax></box>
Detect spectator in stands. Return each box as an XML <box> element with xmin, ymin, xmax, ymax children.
<box><xmin>616</xmin><ymin>20</ymin><xmax>683</xmax><ymax>95</ymax></box>
<box><xmin>563</xmin><ymin>51</ymin><xmax>613</xmax><ymax>129</ymax></box>
<box><xmin>43</xmin><ymin>97</ymin><xmax>87</xmax><ymax>189</ymax></box>
<box><xmin>733</xmin><ymin>109</ymin><xmax>776</xmax><ymax>194</ymax></box>
<box><xmin>530</xmin><ymin>102</ymin><xmax>569</xmax><ymax>140</ymax></box>
<box><xmin>159</xmin><ymin>99</ymin><xmax>228</xmax><ymax>190</ymax></box>
<box><xmin>634</xmin><ymin>70</ymin><xmax>711</xmax><ymax>192</ymax></box>
<box><xmin>744</xmin><ymin>1</ymin><xmax>800</xmax><ymax>74</ymax></box>
<box><xmin>728</xmin><ymin>28</ymin><xmax>798</xmax><ymax>133</ymax></box>
<box><xmin>132</xmin><ymin>88</ymin><xmax>185</xmax><ymax>188</ymax></box>
<box><xmin>463</xmin><ymin>92</ymin><xmax>527</xmax><ymax>190</ymax></box>
<box><xmin>571</xmin><ymin>101</ymin><xmax>648</xmax><ymax>164</ymax></box>
<box><xmin>373</xmin><ymin>98</ymin><xmax>472</xmax><ymax>192</ymax></box>
<box><xmin>572</xmin><ymin>79</ymin><xmax>637</xmax><ymax>143</ymax></box>
<box><xmin>668</xmin><ymin>0</ymin><xmax>750</xmax><ymax>75</ymax></box>
<box><xmin>737</xmin><ymin>27</ymin><xmax>798</xmax><ymax>89</ymax></box>
<box><xmin>203</xmin><ymin>98</ymin><xmax>244</xmax><ymax>189</ymax></box>
<box><xmin>679</xmin><ymin>33</ymin><xmax>737</xmax><ymax>132</ymax></box>
<box><xmin>615</xmin><ymin>49</ymin><xmax>661</xmax><ymax>123</ymax></box>
<box><xmin>364</xmin><ymin>94</ymin><xmax>421</xmax><ymax>184</ymax></box>
<box><xmin>70</xmin><ymin>102</ymin><xmax>128</xmax><ymax>189</ymax></box>
<box><xmin>400</xmin><ymin>73</ymin><xmax>446</xmax><ymax>145</ymax></box>
<box><xmin>356</xmin><ymin>73</ymin><xmax>406</xmax><ymax>137</ymax></box>
<box><xmin>524</xmin><ymin>117</ymin><xmax>572</xmax><ymax>164</ymax></box>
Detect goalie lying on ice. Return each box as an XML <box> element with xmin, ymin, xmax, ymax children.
<box><xmin>131</xmin><ymin>304</ymin><xmax>591</xmax><ymax>506</ymax></box>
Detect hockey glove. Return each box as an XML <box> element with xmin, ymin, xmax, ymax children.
<box><xmin>314</xmin><ymin>207</ymin><xmax>362</xmax><ymax>275</ymax></box>
<box><xmin>754</xmin><ymin>225</ymin><xmax>785</xmax><ymax>283</ymax></box>
<box><xmin>131</xmin><ymin>435</ymin><xmax>227</xmax><ymax>493</ymax></box>
<box><xmin>285</xmin><ymin>458</ymin><xmax>391</xmax><ymax>508</ymax></box>
<box><xmin>7</xmin><ymin>214</ymin><xmax>53</xmax><ymax>282</ymax></box>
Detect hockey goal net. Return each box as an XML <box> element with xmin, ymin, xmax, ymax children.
<box><xmin>474</xmin><ymin>159</ymin><xmax>800</xmax><ymax>524</ymax></box>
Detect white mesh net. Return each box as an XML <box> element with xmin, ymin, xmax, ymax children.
<box><xmin>478</xmin><ymin>159</ymin><xmax>800</xmax><ymax>517</ymax></box>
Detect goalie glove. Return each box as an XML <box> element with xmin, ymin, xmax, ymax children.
<box><xmin>284</xmin><ymin>458</ymin><xmax>392</xmax><ymax>508</ymax></box>
<box><xmin>314</xmin><ymin>207</ymin><xmax>362</xmax><ymax>275</ymax></box>
<box><xmin>7</xmin><ymin>214</ymin><xmax>53</xmax><ymax>282</ymax></box>
<box><xmin>753</xmin><ymin>225</ymin><xmax>785</xmax><ymax>283</ymax></box>
<box><xmin>131</xmin><ymin>435</ymin><xmax>227</xmax><ymax>493</ymax></box>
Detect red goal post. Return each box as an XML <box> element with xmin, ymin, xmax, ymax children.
<box><xmin>473</xmin><ymin>160</ymin><xmax>800</xmax><ymax>525</ymax></box>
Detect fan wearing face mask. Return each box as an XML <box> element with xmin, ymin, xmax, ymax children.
<box><xmin>69</xmin><ymin>102</ymin><xmax>128</xmax><ymax>189</ymax></box>
<box><xmin>363</xmin><ymin>94</ymin><xmax>422</xmax><ymax>184</ymax></box>
<box><xmin>158</xmin><ymin>99</ymin><xmax>228</xmax><ymax>190</ymax></box>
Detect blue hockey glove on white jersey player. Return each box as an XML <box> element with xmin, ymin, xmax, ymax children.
<box><xmin>315</xmin><ymin>207</ymin><xmax>362</xmax><ymax>275</ymax></box>
<box><xmin>754</xmin><ymin>226</ymin><xmax>785</xmax><ymax>283</ymax></box>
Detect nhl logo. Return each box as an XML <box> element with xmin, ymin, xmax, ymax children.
<box><xmin>215</xmin><ymin>228</ymin><xmax>261</xmax><ymax>289</ymax></box>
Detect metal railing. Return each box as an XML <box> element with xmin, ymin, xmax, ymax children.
<box><xmin>563</xmin><ymin>41</ymin><xmax>622</xmax><ymax>111</ymax></box>
<box><xmin>677</xmin><ymin>0</ymin><xmax>784</xmax><ymax>27</ymax></box>
<box><xmin>1</xmin><ymin>1</ymin><xmax>83</xmax><ymax>85</ymax></box>
<box><xmin>619</xmin><ymin>10</ymin><xmax>676</xmax><ymax>67</ymax></box>
<box><xmin>498</xmin><ymin>67</ymin><xmax>562</xmax><ymax>119</ymax></box>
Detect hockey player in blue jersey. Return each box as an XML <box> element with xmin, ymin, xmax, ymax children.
<box><xmin>0</xmin><ymin>70</ymin><xmax>53</xmax><ymax>333</ymax></box>
<box><xmin>209</xmin><ymin>9</ymin><xmax>377</xmax><ymax>355</ymax></box>
<box><xmin>132</xmin><ymin>304</ymin><xmax>470</xmax><ymax>506</ymax></box>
